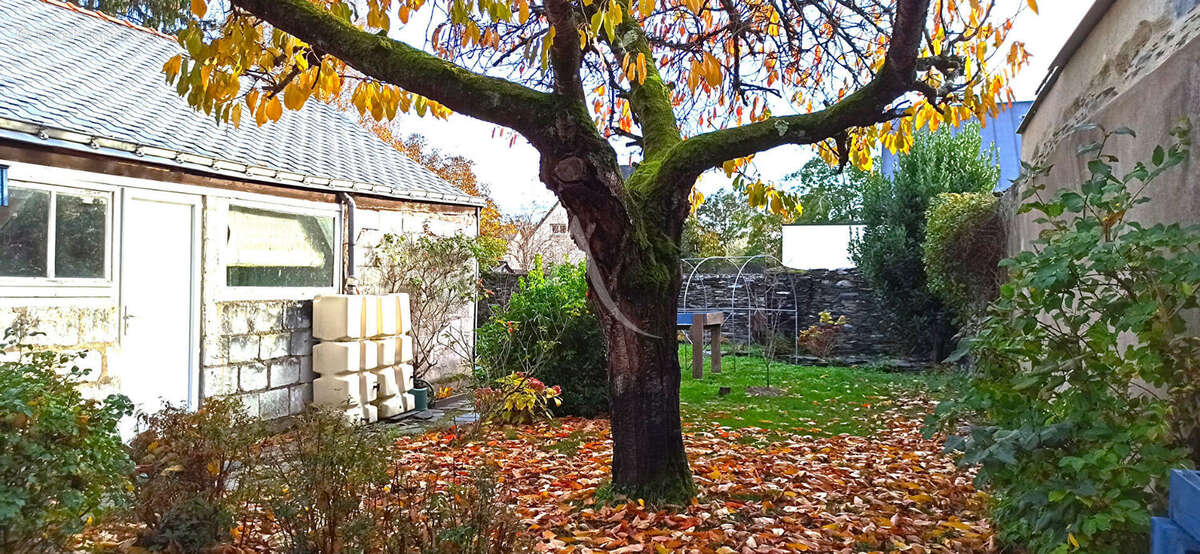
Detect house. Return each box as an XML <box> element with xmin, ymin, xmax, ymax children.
<box><xmin>1010</xmin><ymin>0</ymin><xmax>1200</xmax><ymax>255</ymax></box>
<box><xmin>880</xmin><ymin>100</ymin><xmax>1033</xmax><ymax>192</ymax></box>
<box><xmin>0</xmin><ymin>0</ymin><xmax>483</xmax><ymax>421</ymax></box>
<box><xmin>502</xmin><ymin>201</ymin><xmax>585</xmax><ymax>271</ymax></box>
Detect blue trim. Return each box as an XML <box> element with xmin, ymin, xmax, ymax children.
<box><xmin>1</xmin><ymin>164</ymin><xmax>7</xmax><ymax>207</ymax></box>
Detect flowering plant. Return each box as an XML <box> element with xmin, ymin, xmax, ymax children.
<box><xmin>797</xmin><ymin>311</ymin><xmax>848</xmax><ymax>359</ymax></box>
<box><xmin>475</xmin><ymin>372</ymin><xmax>562</xmax><ymax>424</ymax></box>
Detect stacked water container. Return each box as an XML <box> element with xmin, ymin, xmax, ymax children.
<box><xmin>311</xmin><ymin>294</ymin><xmax>416</xmax><ymax>423</ymax></box>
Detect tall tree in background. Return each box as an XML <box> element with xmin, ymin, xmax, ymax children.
<box><xmin>73</xmin><ymin>0</ymin><xmax>196</xmax><ymax>32</ymax></box>
<box><xmin>165</xmin><ymin>0</ymin><xmax>1031</xmax><ymax>501</ymax></box>
<box><xmin>850</xmin><ymin>124</ymin><xmax>1000</xmax><ymax>361</ymax></box>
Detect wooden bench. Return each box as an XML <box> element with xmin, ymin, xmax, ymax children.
<box><xmin>1152</xmin><ymin>470</ymin><xmax>1200</xmax><ymax>553</ymax></box>
<box><xmin>677</xmin><ymin>311</ymin><xmax>724</xmax><ymax>379</ymax></box>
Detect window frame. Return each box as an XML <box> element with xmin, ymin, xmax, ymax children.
<box><xmin>218</xmin><ymin>199</ymin><xmax>342</xmax><ymax>301</ymax></box>
<box><xmin>0</xmin><ymin>178</ymin><xmax>116</xmax><ymax>293</ymax></box>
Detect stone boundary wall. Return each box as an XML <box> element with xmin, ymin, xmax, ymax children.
<box><xmin>479</xmin><ymin>268</ymin><xmax>910</xmax><ymax>362</ymax></box>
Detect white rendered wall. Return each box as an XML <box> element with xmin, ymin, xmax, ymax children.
<box><xmin>782</xmin><ymin>225</ymin><xmax>862</xmax><ymax>270</ymax></box>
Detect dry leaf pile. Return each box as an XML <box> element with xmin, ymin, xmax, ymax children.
<box><xmin>396</xmin><ymin>403</ymin><xmax>994</xmax><ymax>553</ymax></box>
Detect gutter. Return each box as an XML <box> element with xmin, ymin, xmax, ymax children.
<box><xmin>340</xmin><ymin>192</ymin><xmax>358</xmax><ymax>294</ymax></box>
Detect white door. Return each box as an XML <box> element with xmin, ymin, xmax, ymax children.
<box><xmin>119</xmin><ymin>190</ymin><xmax>200</xmax><ymax>416</ymax></box>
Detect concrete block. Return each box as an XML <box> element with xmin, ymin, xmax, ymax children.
<box><xmin>313</xmin><ymin>342</ymin><xmax>359</xmax><ymax>375</ymax></box>
<box><xmin>376</xmin><ymin>338</ymin><xmax>396</xmax><ymax>367</ymax></box>
<box><xmin>298</xmin><ymin>356</ymin><xmax>315</xmax><ymax>383</ymax></box>
<box><xmin>360</xmin><ymin>371</ymin><xmax>379</xmax><ymax>402</ymax></box>
<box><xmin>237</xmin><ymin>393</ymin><xmax>260</xmax><ymax>418</ymax></box>
<box><xmin>288</xmin><ymin>329</ymin><xmax>313</xmax><ymax>356</ymax></box>
<box><xmin>203</xmin><ymin>365</ymin><xmax>238</xmax><ymax>397</ymax></box>
<box><xmin>361</xmin><ymin>403</ymin><xmax>379</xmax><ymax>423</ymax></box>
<box><xmin>379</xmin><ymin>295</ymin><xmax>398</xmax><ymax>336</ymax></box>
<box><xmin>224</xmin><ymin>304</ymin><xmax>253</xmax><ymax>335</ymax></box>
<box><xmin>396</xmin><ymin>293</ymin><xmax>412</xmax><ymax>334</ymax></box>
<box><xmin>400</xmin><ymin>392</ymin><xmax>416</xmax><ymax>412</ymax></box>
<box><xmin>229</xmin><ymin>335</ymin><xmax>260</xmax><ymax>364</ymax></box>
<box><xmin>270</xmin><ymin>357</ymin><xmax>300</xmax><ymax>387</ymax></box>
<box><xmin>259</xmin><ymin>387</ymin><xmax>290</xmax><ymax>419</ymax></box>
<box><xmin>377</xmin><ymin>395</ymin><xmax>406</xmax><ymax>417</ymax></box>
<box><xmin>313</xmin><ymin>295</ymin><xmax>364</xmax><ymax>341</ymax></box>
<box><xmin>260</xmin><ymin>333</ymin><xmax>290</xmax><ymax>360</ymax></box>
<box><xmin>252</xmin><ymin>303</ymin><xmax>283</xmax><ymax>332</ymax></box>
<box><xmin>284</xmin><ymin>302</ymin><xmax>312</xmax><ymax>329</ymax></box>
<box><xmin>313</xmin><ymin>374</ymin><xmax>362</xmax><ymax>409</ymax></box>
<box><xmin>290</xmin><ymin>383</ymin><xmax>313</xmax><ymax>415</ymax></box>
<box><xmin>397</xmin><ymin>335</ymin><xmax>414</xmax><ymax>364</ymax></box>
<box><xmin>360</xmin><ymin>340</ymin><xmax>379</xmax><ymax>370</ymax></box>
<box><xmin>201</xmin><ymin>336</ymin><xmax>228</xmax><ymax>367</ymax></box>
<box><xmin>361</xmin><ymin>295</ymin><xmax>379</xmax><ymax>338</ymax></box>
<box><xmin>239</xmin><ymin>363</ymin><xmax>268</xmax><ymax>392</ymax></box>
<box><xmin>375</xmin><ymin>366</ymin><xmax>400</xmax><ymax>397</ymax></box>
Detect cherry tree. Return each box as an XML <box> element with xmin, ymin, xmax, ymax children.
<box><xmin>168</xmin><ymin>0</ymin><xmax>1032</xmax><ymax>501</ymax></box>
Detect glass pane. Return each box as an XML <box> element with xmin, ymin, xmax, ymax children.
<box><xmin>55</xmin><ymin>192</ymin><xmax>108</xmax><ymax>279</ymax></box>
<box><xmin>0</xmin><ymin>187</ymin><xmax>49</xmax><ymax>277</ymax></box>
<box><xmin>226</xmin><ymin>206</ymin><xmax>335</xmax><ymax>287</ymax></box>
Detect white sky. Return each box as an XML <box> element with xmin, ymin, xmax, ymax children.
<box><xmin>389</xmin><ymin>0</ymin><xmax>1094</xmax><ymax>215</ymax></box>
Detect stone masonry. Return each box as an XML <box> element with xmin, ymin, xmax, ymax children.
<box><xmin>201</xmin><ymin>300</ymin><xmax>315</xmax><ymax>419</ymax></box>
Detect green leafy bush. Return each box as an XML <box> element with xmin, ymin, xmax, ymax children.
<box><xmin>931</xmin><ymin>122</ymin><xmax>1200</xmax><ymax>553</ymax></box>
<box><xmin>922</xmin><ymin>192</ymin><xmax>1006</xmax><ymax>323</ymax></box>
<box><xmin>475</xmin><ymin>373</ymin><xmax>563</xmax><ymax>424</ymax></box>
<box><xmin>0</xmin><ymin>328</ymin><xmax>133</xmax><ymax>551</ymax></box>
<box><xmin>477</xmin><ymin>260</ymin><xmax>608</xmax><ymax>417</ymax></box>
<box><xmin>128</xmin><ymin>397</ymin><xmax>267</xmax><ymax>552</ymax></box>
<box><xmin>850</xmin><ymin>125</ymin><xmax>1000</xmax><ymax>360</ymax></box>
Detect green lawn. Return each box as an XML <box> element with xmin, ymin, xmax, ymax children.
<box><xmin>677</xmin><ymin>344</ymin><xmax>952</xmax><ymax>438</ymax></box>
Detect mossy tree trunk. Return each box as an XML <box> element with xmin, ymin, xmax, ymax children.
<box><xmin>227</xmin><ymin>0</ymin><xmax>934</xmax><ymax>503</ymax></box>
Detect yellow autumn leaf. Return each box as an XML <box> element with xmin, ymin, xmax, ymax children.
<box><xmin>1067</xmin><ymin>532</ymin><xmax>1078</xmax><ymax>549</ymax></box>
<box><xmin>190</xmin><ymin>0</ymin><xmax>206</xmax><ymax>18</ymax></box>
<box><xmin>1026</xmin><ymin>0</ymin><xmax>1039</xmax><ymax>14</ymax></box>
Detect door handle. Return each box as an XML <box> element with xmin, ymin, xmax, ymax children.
<box><xmin>122</xmin><ymin>308</ymin><xmax>136</xmax><ymax>334</ymax></box>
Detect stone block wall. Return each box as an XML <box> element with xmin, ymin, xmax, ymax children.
<box><xmin>201</xmin><ymin>300</ymin><xmax>315</xmax><ymax>419</ymax></box>
<box><xmin>680</xmin><ymin>269</ymin><xmax>906</xmax><ymax>359</ymax></box>
<box><xmin>478</xmin><ymin>268</ymin><xmax>911</xmax><ymax>362</ymax></box>
<box><xmin>0</xmin><ymin>303</ymin><xmax>121</xmax><ymax>399</ymax></box>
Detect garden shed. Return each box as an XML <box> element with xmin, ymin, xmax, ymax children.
<box><xmin>0</xmin><ymin>0</ymin><xmax>483</xmax><ymax>421</ymax></box>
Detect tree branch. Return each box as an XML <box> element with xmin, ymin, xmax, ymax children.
<box><xmin>229</xmin><ymin>0</ymin><xmax>555</xmax><ymax>139</ymax></box>
<box><xmin>657</xmin><ymin>0</ymin><xmax>931</xmax><ymax>185</ymax></box>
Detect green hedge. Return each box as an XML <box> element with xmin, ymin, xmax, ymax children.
<box><xmin>477</xmin><ymin>260</ymin><xmax>608</xmax><ymax>417</ymax></box>
<box><xmin>923</xmin><ymin>192</ymin><xmax>1006</xmax><ymax>322</ymax></box>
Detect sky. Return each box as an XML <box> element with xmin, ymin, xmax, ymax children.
<box><xmin>389</xmin><ymin>0</ymin><xmax>1094</xmax><ymax>216</ymax></box>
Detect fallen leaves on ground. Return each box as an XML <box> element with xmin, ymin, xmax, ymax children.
<box><xmin>397</xmin><ymin>400</ymin><xmax>993</xmax><ymax>553</ymax></box>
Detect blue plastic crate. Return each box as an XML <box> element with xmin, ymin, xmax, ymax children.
<box><xmin>1152</xmin><ymin>470</ymin><xmax>1200</xmax><ymax>554</ymax></box>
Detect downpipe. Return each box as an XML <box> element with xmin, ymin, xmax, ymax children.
<box><xmin>339</xmin><ymin>192</ymin><xmax>358</xmax><ymax>294</ymax></box>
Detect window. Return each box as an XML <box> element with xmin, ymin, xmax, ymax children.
<box><xmin>225</xmin><ymin>205</ymin><xmax>336</xmax><ymax>288</ymax></box>
<box><xmin>0</xmin><ymin>184</ymin><xmax>110</xmax><ymax>280</ymax></box>
<box><xmin>550</xmin><ymin>223</ymin><xmax>567</xmax><ymax>234</ymax></box>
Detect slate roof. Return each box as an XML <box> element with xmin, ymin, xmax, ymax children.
<box><xmin>0</xmin><ymin>0</ymin><xmax>481</xmax><ymax>206</ymax></box>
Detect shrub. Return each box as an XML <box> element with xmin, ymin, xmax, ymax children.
<box><xmin>477</xmin><ymin>260</ymin><xmax>608</xmax><ymax>417</ymax></box>
<box><xmin>0</xmin><ymin>327</ymin><xmax>133</xmax><ymax>551</ymax></box>
<box><xmin>475</xmin><ymin>373</ymin><xmax>563</xmax><ymax>424</ymax></box>
<box><xmin>796</xmin><ymin>311</ymin><xmax>848</xmax><ymax>359</ymax></box>
<box><xmin>128</xmin><ymin>397</ymin><xmax>267</xmax><ymax>552</ymax></box>
<box><xmin>370</xmin><ymin>232</ymin><xmax>505</xmax><ymax>378</ymax></box>
<box><xmin>923</xmin><ymin>192</ymin><xmax>1007</xmax><ymax>323</ymax></box>
<box><xmin>931</xmin><ymin>121</ymin><xmax>1200</xmax><ymax>553</ymax></box>
<box><xmin>253</xmin><ymin>408</ymin><xmax>529</xmax><ymax>553</ymax></box>
<box><xmin>253</xmin><ymin>408</ymin><xmax>393</xmax><ymax>553</ymax></box>
<box><xmin>850</xmin><ymin>125</ymin><xmax>1000</xmax><ymax>360</ymax></box>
